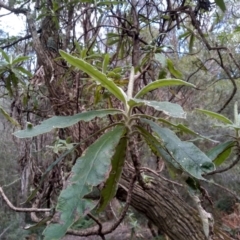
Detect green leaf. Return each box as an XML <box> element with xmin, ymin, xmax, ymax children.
<box><xmin>43</xmin><ymin>125</ymin><xmax>125</xmax><ymax>240</ymax></box>
<box><xmin>129</xmin><ymin>98</ymin><xmax>186</xmax><ymax>118</ymax></box>
<box><xmin>196</xmin><ymin>109</ymin><xmax>233</xmax><ymax>124</ymax></box>
<box><xmin>156</xmin><ymin>117</ymin><xmax>217</xmax><ymax>142</ymax></box>
<box><xmin>102</xmin><ymin>53</ymin><xmax>110</xmax><ymax>74</ymax></box>
<box><xmin>141</xmin><ymin>119</ymin><xmax>215</xmax><ymax>180</ymax></box>
<box><xmin>166</xmin><ymin>59</ymin><xmax>183</xmax><ymax>78</ymax></box>
<box><xmin>207</xmin><ymin>141</ymin><xmax>235</xmax><ymax>166</ymax></box>
<box><xmin>189</xmin><ymin>34</ymin><xmax>195</xmax><ymax>53</ymax></box>
<box><xmin>0</xmin><ymin>48</ymin><xmax>10</xmax><ymax>63</ymax></box>
<box><xmin>178</xmin><ymin>31</ymin><xmax>191</xmax><ymax>40</ymax></box>
<box><xmin>136</xmin><ymin>125</ymin><xmax>183</xmax><ymax>177</ymax></box>
<box><xmin>14</xmin><ymin>109</ymin><xmax>122</xmax><ymax>138</ymax></box>
<box><xmin>215</xmin><ymin>0</ymin><xmax>226</xmax><ymax>12</ymax></box>
<box><xmin>15</xmin><ymin>66</ymin><xmax>32</xmax><ymax>77</ymax></box>
<box><xmin>60</xmin><ymin>50</ymin><xmax>127</xmax><ymax>103</ymax></box>
<box><xmin>11</xmin><ymin>55</ymin><xmax>30</xmax><ymax>65</ymax></box>
<box><xmin>158</xmin><ymin>69</ymin><xmax>167</xmax><ymax>79</ymax></box>
<box><xmin>98</xmin><ymin>134</ymin><xmax>128</xmax><ymax>212</ymax></box>
<box><xmin>0</xmin><ymin>106</ymin><xmax>20</xmax><ymax>127</ymax></box>
<box><xmin>135</xmin><ymin>79</ymin><xmax>195</xmax><ymax>98</ymax></box>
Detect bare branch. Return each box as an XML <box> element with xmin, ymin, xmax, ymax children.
<box><xmin>0</xmin><ymin>186</ymin><xmax>51</xmax><ymax>212</ymax></box>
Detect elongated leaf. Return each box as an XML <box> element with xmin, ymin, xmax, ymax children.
<box><xmin>207</xmin><ymin>141</ymin><xmax>235</xmax><ymax>166</ymax></box>
<box><xmin>215</xmin><ymin>0</ymin><xmax>226</xmax><ymax>12</ymax></box>
<box><xmin>0</xmin><ymin>48</ymin><xmax>10</xmax><ymax>63</ymax></box>
<box><xmin>136</xmin><ymin>125</ymin><xmax>183</xmax><ymax>177</ymax></box>
<box><xmin>196</xmin><ymin>109</ymin><xmax>233</xmax><ymax>124</ymax></box>
<box><xmin>166</xmin><ymin>59</ymin><xmax>183</xmax><ymax>78</ymax></box>
<box><xmin>155</xmin><ymin>117</ymin><xmax>217</xmax><ymax>142</ymax></box>
<box><xmin>102</xmin><ymin>53</ymin><xmax>110</xmax><ymax>74</ymax></box>
<box><xmin>98</xmin><ymin>134</ymin><xmax>128</xmax><ymax>212</ymax></box>
<box><xmin>43</xmin><ymin>125</ymin><xmax>125</xmax><ymax>240</ymax></box>
<box><xmin>12</xmin><ymin>56</ymin><xmax>30</xmax><ymax>65</ymax></box>
<box><xmin>135</xmin><ymin>79</ymin><xmax>195</xmax><ymax>98</ymax></box>
<box><xmin>0</xmin><ymin>106</ymin><xmax>20</xmax><ymax>127</ymax></box>
<box><xmin>15</xmin><ymin>66</ymin><xmax>32</xmax><ymax>77</ymax></box>
<box><xmin>14</xmin><ymin>109</ymin><xmax>122</xmax><ymax>138</ymax></box>
<box><xmin>189</xmin><ymin>34</ymin><xmax>195</xmax><ymax>53</ymax></box>
<box><xmin>129</xmin><ymin>98</ymin><xmax>186</xmax><ymax>118</ymax></box>
<box><xmin>60</xmin><ymin>50</ymin><xmax>127</xmax><ymax>103</ymax></box>
<box><xmin>141</xmin><ymin>119</ymin><xmax>215</xmax><ymax>179</ymax></box>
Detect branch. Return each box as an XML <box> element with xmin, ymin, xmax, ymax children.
<box><xmin>1</xmin><ymin>29</ymin><xmax>42</xmax><ymax>49</ymax></box>
<box><xmin>0</xmin><ymin>186</ymin><xmax>51</xmax><ymax>212</ymax></box>
<box><xmin>0</xmin><ymin>1</ymin><xmax>28</xmax><ymax>14</ymax></box>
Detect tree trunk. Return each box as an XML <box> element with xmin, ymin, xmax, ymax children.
<box><xmin>117</xmin><ymin>172</ymin><xmax>233</xmax><ymax>240</ymax></box>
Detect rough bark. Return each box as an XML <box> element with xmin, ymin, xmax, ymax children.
<box><xmin>117</xmin><ymin>172</ymin><xmax>233</xmax><ymax>240</ymax></box>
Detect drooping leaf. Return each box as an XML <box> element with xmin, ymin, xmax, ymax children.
<box><xmin>196</xmin><ymin>109</ymin><xmax>233</xmax><ymax>124</ymax></box>
<box><xmin>215</xmin><ymin>0</ymin><xmax>226</xmax><ymax>12</ymax></box>
<box><xmin>0</xmin><ymin>106</ymin><xmax>20</xmax><ymax>127</ymax></box>
<box><xmin>141</xmin><ymin>119</ymin><xmax>215</xmax><ymax>180</ymax></box>
<box><xmin>60</xmin><ymin>50</ymin><xmax>127</xmax><ymax>103</ymax></box>
<box><xmin>129</xmin><ymin>98</ymin><xmax>186</xmax><ymax>118</ymax></box>
<box><xmin>0</xmin><ymin>48</ymin><xmax>10</xmax><ymax>63</ymax></box>
<box><xmin>43</xmin><ymin>125</ymin><xmax>125</xmax><ymax>240</ymax></box>
<box><xmin>136</xmin><ymin>125</ymin><xmax>183</xmax><ymax>177</ymax></box>
<box><xmin>98</xmin><ymin>134</ymin><xmax>128</xmax><ymax>212</ymax></box>
<box><xmin>14</xmin><ymin>109</ymin><xmax>122</xmax><ymax>138</ymax></box>
<box><xmin>135</xmin><ymin>79</ymin><xmax>195</xmax><ymax>98</ymax></box>
<box><xmin>166</xmin><ymin>59</ymin><xmax>183</xmax><ymax>78</ymax></box>
<box><xmin>207</xmin><ymin>141</ymin><xmax>235</xmax><ymax>166</ymax></box>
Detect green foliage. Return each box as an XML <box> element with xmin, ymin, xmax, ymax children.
<box><xmin>98</xmin><ymin>135</ymin><xmax>128</xmax><ymax>212</ymax></box>
<box><xmin>12</xmin><ymin>51</ymin><xmax>237</xmax><ymax>239</ymax></box>
<box><xmin>215</xmin><ymin>0</ymin><xmax>226</xmax><ymax>12</ymax></box>
<box><xmin>43</xmin><ymin>125</ymin><xmax>126</xmax><ymax>239</ymax></box>
<box><xmin>135</xmin><ymin>79</ymin><xmax>195</xmax><ymax>98</ymax></box>
<box><xmin>14</xmin><ymin>109</ymin><xmax>121</xmax><ymax>138</ymax></box>
<box><xmin>141</xmin><ymin>119</ymin><xmax>215</xmax><ymax>180</ymax></box>
<box><xmin>60</xmin><ymin>50</ymin><xmax>127</xmax><ymax>103</ymax></box>
<box><xmin>207</xmin><ymin>141</ymin><xmax>235</xmax><ymax>166</ymax></box>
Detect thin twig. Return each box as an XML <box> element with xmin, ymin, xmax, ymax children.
<box><xmin>0</xmin><ymin>186</ymin><xmax>51</xmax><ymax>212</ymax></box>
